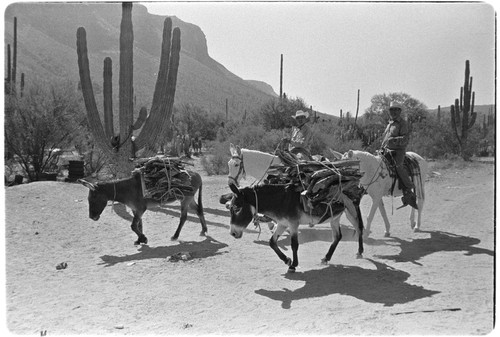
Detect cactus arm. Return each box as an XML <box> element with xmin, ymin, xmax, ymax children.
<box><xmin>454</xmin><ymin>99</ymin><xmax>461</xmax><ymax>129</ymax></box>
<box><xmin>133</xmin><ymin>107</ymin><xmax>148</xmax><ymax>130</ymax></box>
<box><xmin>76</xmin><ymin>27</ymin><xmax>113</xmax><ymax>155</ymax></box>
<box><xmin>103</xmin><ymin>57</ymin><xmax>114</xmax><ymax>139</ymax></box>
<box><xmin>119</xmin><ymin>2</ymin><xmax>134</xmax><ymax>145</ymax></box>
<box><xmin>450</xmin><ymin>104</ymin><xmax>462</xmax><ymax>148</ymax></box>
<box><xmin>135</xmin><ymin>20</ymin><xmax>181</xmax><ymax>149</ymax></box>
<box><xmin>469</xmin><ymin>90</ymin><xmax>477</xmax><ymax>129</ymax></box>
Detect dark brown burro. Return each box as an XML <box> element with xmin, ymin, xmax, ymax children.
<box><xmin>79</xmin><ymin>171</ymin><xmax>207</xmax><ymax>245</ymax></box>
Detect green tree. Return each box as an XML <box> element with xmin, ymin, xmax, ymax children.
<box><xmin>363</xmin><ymin>92</ymin><xmax>428</xmax><ymax>125</ymax></box>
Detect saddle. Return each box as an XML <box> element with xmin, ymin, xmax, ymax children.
<box><xmin>381</xmin><ymin>154</ymin><xmax>421</xmax><ymax>192</ymax></box>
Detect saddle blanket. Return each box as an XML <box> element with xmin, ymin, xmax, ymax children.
<box><xmin>383</xmin><ymin>154</ymin><xmax>421</xmax><ymax>179</ymax></box>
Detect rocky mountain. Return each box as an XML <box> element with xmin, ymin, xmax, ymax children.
<box><xmin>4</xmin><ymin>2</ymin><xmax>278</xmax><ymax>119</ymax></box>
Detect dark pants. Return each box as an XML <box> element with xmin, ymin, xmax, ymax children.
<box><xmin>384</xmin><ymin>149</ymin><xmax>414</xmax><ymax>191</ymax></box>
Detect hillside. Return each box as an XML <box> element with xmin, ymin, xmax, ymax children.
<box><xmin>4</xmin><ymin>2</ymin><xmax>278</xmax><ymax>120</ymax></box>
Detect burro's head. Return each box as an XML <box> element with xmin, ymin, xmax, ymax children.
<box><xmin>79</xmin><ymin>179</ymin><xmax>107</xmax><ymax>221</ymax></box>
<box><xmin>228</xmin><ymin>183</ymin><xmax>253</xmax><ymax>239</ymax></box>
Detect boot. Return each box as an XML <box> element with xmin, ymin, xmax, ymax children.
<box><xmin>400</xmin><ymin>189</ymin><xmax>418</xmax><ymax>210</ymax></box>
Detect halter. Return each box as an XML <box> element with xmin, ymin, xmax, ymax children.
<box><xmin>228</xmin><ymin>154</ymin><xmax>245</xmax><ymax>187</ymax></box>
<box><xmin>228</xmin><ymin>186</ymin><xmax>263</xmax><ymax>239</ymax></box>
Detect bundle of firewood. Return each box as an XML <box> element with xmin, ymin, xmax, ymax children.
<box><xmin>268</xmin><ymin>149</ymin><xmax>364</xmax><ymax>212</ymax></box>
<box><xmin>132</xmin><ymin>156</ymin><xmax>194</xmax><ymax>202</ymax></box>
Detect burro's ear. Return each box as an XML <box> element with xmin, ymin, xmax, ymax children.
<box><xmin>78</xmin><ymin>179</ymin><xmax>96</xmax><ymax>191</ymax></box>
<box><xmin>229</xmin><ymin>143</ymin><xmax>237</xmax><ymax>156</ymax></box>
<box><xmin>229</xmin><ymin>183</ymin><xmax>240</xmax><ymax>195</ymax></box>
<box><xmin>236</xmin><ymin>145</ymin><xmax>242</xmax><ymax>156</ymax></box>
<box><xmin>347</xmin><ymin>150</ymin><xmax>354</xmax><ymax>159</ymax></box>
<box><xmin>329</xmin><ymin>148</ymin><xmax>343</xmax><ymax>160</ymax></box>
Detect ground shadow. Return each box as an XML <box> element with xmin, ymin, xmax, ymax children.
<box><xmin>112</xmin><ymin>203</ymin><xmax>228</xmax><ymax>230</ymax></box>
<box><xmin>255</xmin><ymin>259</ymin><xmax>439</xmax><ymax>309</ymax></box>
<box><xmin>99</xmin><ymin>235</ymin><xmax>228</xmax><ymax>267</ymax></box>
<box><xmin>253</xmin><ymin>225</ymin><xmax>362</xmax><ymax>251</ymax></box>
<box><xmin>374</xmin><ymin>230</ymin><xmax>494</xmax><ymax>265</ymax></box>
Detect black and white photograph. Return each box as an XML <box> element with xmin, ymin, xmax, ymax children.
<box><xmin>3</xmin><ymin>0</ymin><xmax>495</xmax><ymax>335</ymax></box>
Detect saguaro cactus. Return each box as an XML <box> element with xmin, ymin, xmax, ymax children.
<box><xmin>450</xmin><ymin>60</ymin><xmax>477</xmax><ymax>160</ymax></box>
<box><xmin>76</xmin><ymin>2</ymin><xmax>181</xmax><ymax>175</ymax></box>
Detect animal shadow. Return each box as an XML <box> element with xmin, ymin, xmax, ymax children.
<box><xmin>375</xmin><ymin>230</ymin><xmax>494</xmax><ymax>265</ymax></box>
<box><xmin>253</xmin><ymin>225</ymin><xmax>359</xmax><ymax>251</ymax></box>
<box><xmin>112</xmin><ymin>203</ymin><xmax>228</xmax><ymax>229</ymax></box>
<box><xmin>99</xmin><ymin>236</ymin><xmax>228</xmax><ymax>267</ymax></box>
<box><xmin>255</xmin><ymin>259</ymin><xmax>439</xmax><ymax>309</ymax></box>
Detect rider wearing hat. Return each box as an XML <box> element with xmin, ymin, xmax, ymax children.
<box><xmin>381</xmin><ymin>102</ymin><xmax>418</xmax><ymax>209</ymax></box>
<box><xmin>286</xmin><ymin>110</ymin><xmax>314</xmax><ymax>160</ymax></box>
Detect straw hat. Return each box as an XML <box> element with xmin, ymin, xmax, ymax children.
<box><xmin>292</xmin><ymin>110</ymin><xmax>309</xmax><ymax>119</ymax></box>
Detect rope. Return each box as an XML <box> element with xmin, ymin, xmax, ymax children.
<box><xmin>252</xmin><ymin>188</ymin><xmax>262</xmax><ymax>239</ymax></box>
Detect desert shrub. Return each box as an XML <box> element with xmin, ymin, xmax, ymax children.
<box><xmin>199</xmin><ymin>141</ymin><xmax>230</xmax><ymax>176</ymax></box>
<box><xmin>227</xmin><ymin>124</ymin><xmax>282</xmax><ymax>153</ymax></box>
<box><xmin>4</xmin><ymin>81</ymin><xmax>85</xmax><ymax>181</ymax></box>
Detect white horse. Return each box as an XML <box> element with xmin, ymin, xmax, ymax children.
<box><xmin>343</xmin><ymin>150</ymin><xmax>428</xmax><ymax>237</ymax></box>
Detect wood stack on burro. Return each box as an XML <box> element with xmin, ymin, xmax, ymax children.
<box><xmin>267</xmin><ymin>149</ymin><xmax>364</xmax><ymax>220</ymax></box>
<box><xmin>132</xmin><ymin>156</ymin><xmax>195</xmax><ymax>203</ymax></box>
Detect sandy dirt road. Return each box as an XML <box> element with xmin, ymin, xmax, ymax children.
<box><xmin>4</xmin><ymin>158</ymin><xmax>495</xmax><ymax>335</ymax></box>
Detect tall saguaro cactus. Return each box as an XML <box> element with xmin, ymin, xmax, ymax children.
<box><xmin>76</xmin><ymin>2</ymin><xmax>181</xmax><ymax>176</ymax></box>
<box><xmin>450</xmin><ymin>60</ymin><xmax>477</xmax><ymax>160</ymax></box>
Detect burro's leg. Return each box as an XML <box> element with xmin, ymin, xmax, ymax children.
<box><xmin>322</xmin><ymin>214</ymin><xmax>342</xmax><ymax>264</ymax></box>
<box><xmin>269</xmin><ymin>222</ymin><xmax>295</xmax><ymax>271</ymax></box>
<box><xmin>288</xmin><ymin>224</ymin><xmax>300</xmax><ymax>273</ymax></box>
<box><xmin>131</xmin><ymin>208</ymin><xmax>147</xmax><ymax>245</ymax></box>
<box><xmin>171</xmin><ymin>197</ymin><xmax>192</xmax><ymax>241</ymax></box>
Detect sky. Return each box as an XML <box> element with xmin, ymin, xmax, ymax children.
<box><xmin>143</xmin><ymin>0</ymin><xmax>495</xmax><ymax>117</ymax></box>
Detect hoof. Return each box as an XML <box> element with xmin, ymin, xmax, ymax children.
<box><xmin>384</xmin><ymin>232</ymin><xmax>391</xmax><ymax>237</ymax></box>
<box><xmin>285</xmin><ymin>258</ymin><xmax>292</xmax><ymax>267</ymax></box>
<box><xmin>199</xmin><ymin>231</ymin><xmax>207</xmax><ymax>237</ymax></box>
<box><xmin>320</xmin><ymin>258</ymin><xmax>329</xmax><ymax>265</ymax></box>
<box><xmin>135</xmin><ymin>236</ymin><xmax>148</xmax><ymax>245</ymax></box>
<box><xmin>170</xmin><ymin>236</ymin><xmax>178</xmax><ymax>241</ymax></box>
<box><xmin>413</xmin><ymin>227</ymin><xmax>421</xmax><ymax>233</ymax></box>
<box><xmin>287</xmin><ymin>266</ymin><xmax>296</xmax><ymax>273</ymax></box>
<box><xmin>356</xmin><ymin>253</ymin><xmax>363</xmax><ymax>259</ymax></box>
<box><xmin>410</xmin><ymin>222</ymin><xmax>417</xmax><ymax>230</ymax></box>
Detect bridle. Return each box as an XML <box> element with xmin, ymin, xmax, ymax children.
<box><xmin>229</xmin><ymin>186</ymin><xmax>263</xmax><ymax>239</ymax></box>
<box><xmin>228</xmin><ymin>154</ymin><xmax>245</xmax><ymax>187</ymax></box>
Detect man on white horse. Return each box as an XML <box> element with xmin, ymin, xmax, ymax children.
<box><xmin>283</xmin><ymin>110</ymin><xmax>314</xmax><ymax>161</ymax></box>
<box><xmin>381</xmin><ymin>102</ymin><xmax>418</xmax><ymax>210</ymax></box>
